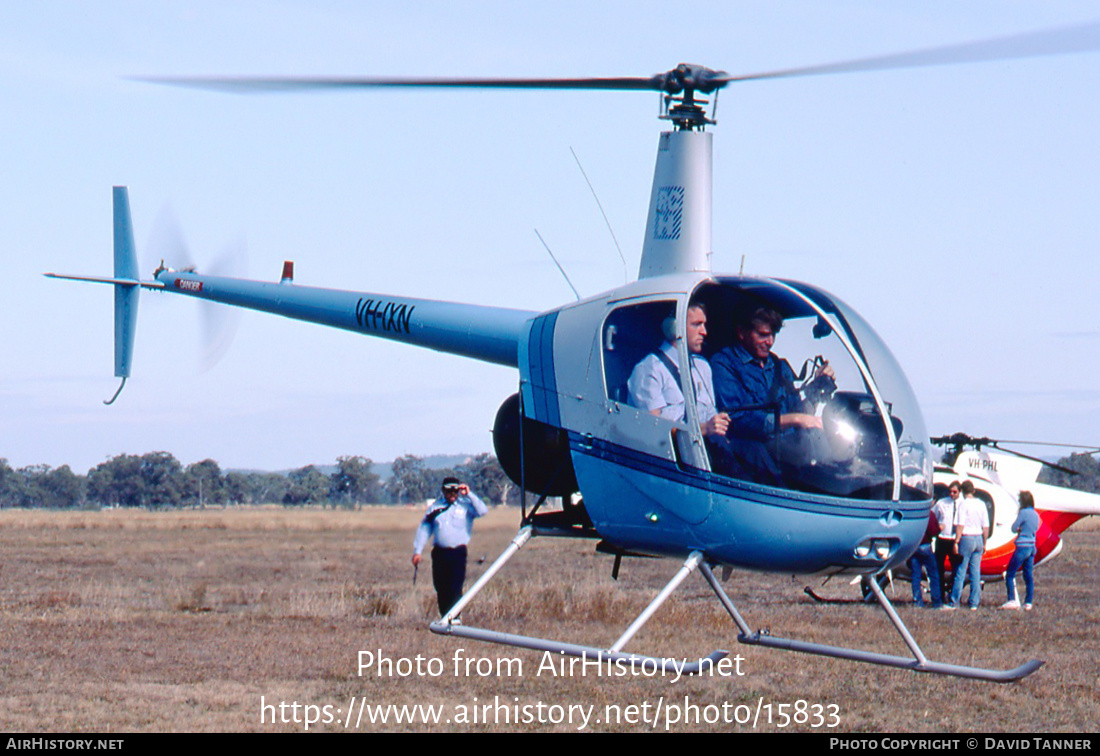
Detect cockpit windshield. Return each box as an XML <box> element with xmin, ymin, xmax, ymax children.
<box><xmin>689</xmin><ymin>279</ymin><xmax>933</xmax><ymax>501</ymax></box>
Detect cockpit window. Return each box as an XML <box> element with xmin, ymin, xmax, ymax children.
<box><xmin>602</xmin><ymin>300</ymin><xmax>680</xmax><ymax>409</ymax></box>
<box><xmin>689</xmin><ymin>279</ymin><xmax>933</xmax><ymax>501</ymax></box>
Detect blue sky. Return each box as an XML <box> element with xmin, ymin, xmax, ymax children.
<box><xmin>4</xmin><ymin>1</ymin><xmax>1099</xmax><ymax>473</ymax></box>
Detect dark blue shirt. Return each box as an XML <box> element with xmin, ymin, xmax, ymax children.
<box><xmin>711</xmin><ymin>343</ymin><xmax>834</xmax><ymax>440</ymax></box>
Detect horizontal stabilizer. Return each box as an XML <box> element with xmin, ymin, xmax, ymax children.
<box><xmin>44</xmin><ymin>273</ymin><xmax>163</xmax><ymax>289</ymax></box>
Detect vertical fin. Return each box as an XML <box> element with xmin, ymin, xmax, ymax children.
<box><xmin>111</xmin><ymin>186</ymin><xmax>140</xmax><ymax>383</ymax></box>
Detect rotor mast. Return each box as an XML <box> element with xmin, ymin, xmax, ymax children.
<box><xmin>638</xmin><ymin>64</ymin><xmax>722</xmax><ymax>280</ymax></box>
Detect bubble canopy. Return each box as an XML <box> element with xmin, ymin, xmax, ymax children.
<box><xmin>689</xmin><ymin>278</ymin><xmax>933</xmax><ymax>502</ymax></box>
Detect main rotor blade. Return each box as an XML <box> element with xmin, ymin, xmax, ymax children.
<box><xmin>931</xmin><ymin>432</ymin><xmax>1090</xmax><ymax>476</ymax></box>
<box><xmin>992</xmin><ymin>445</ymin><xmax>1081</xmax><ymax>478</ymax></box>
<box><xmin>137</xmin><ymin>74</ymin><xmax>668</xmax><ymax>94</ymax></box>
<box><xmin>724</xmin><ymin>20</ymin><xmax>1100</xmax><ymax>83</ymax></box>
<box><xmin>137</xmin><ymin>21</ymin><xmax>1100</xmax><ymax>100</ymax></box>
<box><xmin>996</xmin><ymin>439</ymin><xmax>1100</xmax><ymax>454</ymax></box>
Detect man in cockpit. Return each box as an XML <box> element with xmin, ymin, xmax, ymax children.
<box><xmin>627</xmin><ymin>302</ymin><xmax>729</xmax><ymax>439</ymax></box>
<box><xmin>710</xmin><ymin>306</ymin><xmax>836</xmax><ymax>484</ymax></box>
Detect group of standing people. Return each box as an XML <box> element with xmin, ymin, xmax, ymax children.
<box><xmin>909</xmin><ymin>480</ymin><xmax>1039</xmax><ymax>611</ymax></box>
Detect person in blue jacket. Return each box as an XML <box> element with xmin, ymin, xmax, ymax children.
<box><xmin>711</xmin><ymin>306</ymin><xmax>835</xmax><ymax>485</ymax></box>
<box><xmin>1002</xmin><ymin>490</ymin><xmax>1040</xmax><ymax>611</ymax></box>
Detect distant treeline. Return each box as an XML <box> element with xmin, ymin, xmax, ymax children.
<box><xmin>7</xmin><ymin>449</ymin><xmax>1094</xmax><ymax>511</ymax></box>
<box><xmin>0</xmin><ymin>452</ymin><xmax>516</xmax><ymax>509</ymax></box>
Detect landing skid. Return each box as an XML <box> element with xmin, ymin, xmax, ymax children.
<box><xmin>430</xmin><ymin>524</ymin><xmax>1043</xmax><ymax>683</ymax></box>
<box><xmin>703</xmin><ymin>564</ymin><xmax>1042</xmax><ymax>683</ymax></box>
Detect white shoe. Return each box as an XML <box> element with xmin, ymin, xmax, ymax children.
<box><xmin>1000</xmin><ymin>600</ymin><xmax>1020</xmax><ymax>610</ymax></box>
<box><xmin>1023</xmin><ymin>603</ymin><xmax>1033</xmax><ymax>611</ymax></box>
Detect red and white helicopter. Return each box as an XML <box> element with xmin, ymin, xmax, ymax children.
<box><xmin>931</xmin><ymin>434</ymin><xmax>1100</xmax><ymax>577</ymax></box>
<box><xmin>810</xmin><ymin>435</ymin><xmax>1100</xmax><ymax>602</ymax></box>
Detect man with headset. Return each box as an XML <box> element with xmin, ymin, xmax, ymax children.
<box><xmin>626</xmin><ymin>301</ymin><xmax>729</xmax><ymax>438</ymax></box>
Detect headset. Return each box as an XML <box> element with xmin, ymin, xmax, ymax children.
<box><xmin>661</xmin><ymin>314</ymin><xmax>678</xmax><ymax>343</ymax></box>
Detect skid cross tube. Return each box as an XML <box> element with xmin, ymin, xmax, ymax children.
<box><xmin>429</xmin><ymin>533</ymin><xmax>729</xmax><ymax>675</ymax></box>
<box><xmin>697</xmin><ymin>562</ymin><xmax>1043</xmax><ymax>683</ymax></box>
<box><xmin>610</xmin><ymin>551</ymin><xmax>703</xmax><ymax>653</ymax></box>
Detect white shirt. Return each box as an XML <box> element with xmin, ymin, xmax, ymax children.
<box><xmin>627</xmin><ymin>341</ymin><xmax>717</xmax><ymax>424</ymax></box>
<box><xmin>413</xmin><ymin>492</ymin><xmax>488</xmax><ymax>553</ymax></box>
<box><xmin>953</xmin><ymin>495</ymin><xmax>989</xmax><ymax>537</ymax></box>
<box><xmin>932</xmin><ymin>495</ymin><xmax>957</xmax><ymax>539</ymax></box>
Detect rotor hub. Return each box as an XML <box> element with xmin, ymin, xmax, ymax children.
<box><xmin>653</xmin><ymin>65</ymin><xmax>728</xmax><ymax>130</ymax></box>
<box><xmin>654</xmin><ymin>64</ymin><xmax>727</xmax><ymax>95</ymax></box>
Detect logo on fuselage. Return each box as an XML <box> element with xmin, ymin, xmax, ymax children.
<box><xmin>654</xmin><ymin>186</ymin><xmax>684</xmax><ymax>240</ymax></box>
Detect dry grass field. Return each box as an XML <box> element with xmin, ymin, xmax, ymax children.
<box><xmin>0</xmin><ymin>505</ymin><xmax>1096</xmax><ymax>733</ymax></box>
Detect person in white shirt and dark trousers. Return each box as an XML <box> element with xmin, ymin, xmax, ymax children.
<box><xmin>412</xmin><ymin>478</ymin><xmax>488</xmax><ymax>618</ymax></box>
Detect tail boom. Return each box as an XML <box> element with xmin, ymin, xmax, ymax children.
<box><xmin>154</xmin><ymin>270</ymin><xmax>535</xmax><ymax>368</ymax></box>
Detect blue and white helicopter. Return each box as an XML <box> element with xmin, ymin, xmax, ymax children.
<box><xmin>51</xmin><ymin>26</ymin><xmax>1100</xmax><ymax>682</ymax></box>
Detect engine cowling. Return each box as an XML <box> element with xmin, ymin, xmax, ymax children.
<box><xmin>492</xmin><ymin>393</ymin><xmax>578</xmax><ymax>497</ymax></box>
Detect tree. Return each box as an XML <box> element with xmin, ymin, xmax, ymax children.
<box><xmin>27</xmin><ymin>465</ymin><xmax>84</xmax><ymax>508</ymax></box>
<box><xmin>245</xmin><ymin>471</ymin><xmax>290</xmax><ymax>505</ymax></box>
<box><xmin>283</xmin><ymin>465</ymin><xmax>329</xmax><ymax>506</ymax></box>
<box><xmin>87</xmin><ymin>454</ymin><xmax>143</xmax><ymax>508</ymax></box>
<box><xmin>138</xmin><ymin>452</ymin><xmax>185</xmax><ymax>508</ymax></box>
<box><xmin>329</xmin><ymin>456</ymin><xmax>382</xmax><ymax>507</ymax></box>
<box><xmin>222</xmin><ymin>471</ymin><xmax>253</xmax><ymax>506</ymax></box>
<box><xmin>1040</xmin><ymin>452</ymin><xmax>1100</xmax><ymax>495</ymax></box>
<box><xmin>386</xmin><ymin>455</ymin><xmax>437</xmax><ymax>503</ymax></box>
<box><xmin>0</xmin><ymin>459</ymin><xmax>25</xmax><ymax>508</ymax></box>
<box><xmin>87</xmin><ymin>452</ymin><xmax>184</xmax><ymax>508</ymax></box>
<box><xmin>184</xmin><ymin>459</ymin><xmax>225</xmax><ymax>507</ymax></box>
